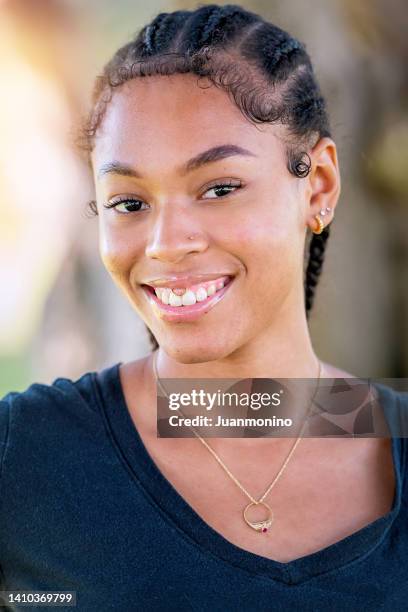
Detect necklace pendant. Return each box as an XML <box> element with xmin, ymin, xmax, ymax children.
<box><xmin>243</xmin><ymin>501</ymin><xmax>274</xmax><ymax>533</ymax></box>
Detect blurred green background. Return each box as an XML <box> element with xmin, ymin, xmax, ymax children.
<box><xmin>0</xmin><ymin>0</ymin><xmax>407</xmax><ymax>395</ymax></box>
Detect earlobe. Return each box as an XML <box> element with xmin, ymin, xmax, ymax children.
<box><xmin>310</xmin><ymin>207</ymin><xmax>332</xmax><ymax>234</ymax></box>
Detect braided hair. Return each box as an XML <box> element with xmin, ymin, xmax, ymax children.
<box><xmin>80</xmin><ymin>4</ymin><xmax>333</xmax><ymax>351</ymax></box>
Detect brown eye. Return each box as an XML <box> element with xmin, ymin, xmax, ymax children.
<box><xmin>103</xmin><ymin>197</ymin><xmax>149</xmax><ymax>214</ymax></box>
<box><xmin>202</xmin><ymin>180</ymin><xmax>242</xmax><ymax>199</ymax></box>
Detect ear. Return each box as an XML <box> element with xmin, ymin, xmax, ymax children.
<box><xmin>306</xmin><ymin>137</ymin><xmax>341</xmax><ymax>232</ymax></box>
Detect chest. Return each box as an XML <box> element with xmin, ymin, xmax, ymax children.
<box><xmin>140</xmin><ymin>436</ymin><xmax>395</xmax><ymax>563</ymax></box>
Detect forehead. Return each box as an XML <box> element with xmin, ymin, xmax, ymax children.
<box><xmin>92</xmin><ymin>73</ymin><xmax>284</xmax><ymax>166</ymax></box>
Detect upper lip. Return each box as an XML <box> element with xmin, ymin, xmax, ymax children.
<box><xmin>141</xmin><ymin>273</ymin><xmax>234</xmax><ymax>289</ymax></box>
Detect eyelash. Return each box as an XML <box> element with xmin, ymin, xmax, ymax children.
<box><xmin>102</xmin><ymin>179</ymin><xmax>243</xmax><ymax>215</ymax></box>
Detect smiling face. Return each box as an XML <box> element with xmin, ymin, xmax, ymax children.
<box><xmin>91</xmin><ymin>73</ymin><xmax>314</xmax><ymax>364</ymax></box>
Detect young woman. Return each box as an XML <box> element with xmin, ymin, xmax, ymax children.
<box><xmin>1</xmin><ymin>4</ymin><xmax>407</xmax><ymax>610</ymax></box>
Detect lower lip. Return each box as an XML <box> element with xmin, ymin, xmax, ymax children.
<box><xmin>141</xmin><ymin>278</ymin><xmax>234</xmax><ymax>323</ymax></box>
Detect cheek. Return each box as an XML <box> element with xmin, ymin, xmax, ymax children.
<box><xmin>226</xmin><ymin>206</ymin><xmax>296</xmax><ymax>266</ymax></box>
<box><xmin>98</xmin><ymin>220</ymin><xmax>142</xmax><ymax>280</ymax></box>
<box><xmin>225</xmin><ymin>209</ymin><xmax>301</xmax><ymax>306</ymax></box>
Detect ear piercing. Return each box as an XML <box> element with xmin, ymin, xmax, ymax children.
<box><xmin>319</xmin><ymin>207</ymin><xmax>331</xmax><ymax>216</ymax></box>
<box><xmin>312</xmin><ymin>207</ymin><xmax>332</xmax><ymax>235</ymax></box>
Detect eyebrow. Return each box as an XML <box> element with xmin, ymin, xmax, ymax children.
<box><xmin>97</xmin><ymin>144</ymin><xmax>257</xmax><ymax>180</ymax></box>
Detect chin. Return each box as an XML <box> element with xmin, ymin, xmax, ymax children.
<box><xmin>157</xmin><ymin>338</ymin><xmax>231</xmax><ymax>365</ymax></box>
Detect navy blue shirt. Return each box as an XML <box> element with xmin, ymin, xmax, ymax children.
<box><xmin>1</xmin><ymin>363</ymin><xmax>407</xmax><ymax>611</ymax></box>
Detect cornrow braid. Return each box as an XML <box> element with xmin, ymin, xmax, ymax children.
<box><xmin>180</xmin><ymin>4</ymin><xmax>258</xmax><ymax>55</ymax></box>
<box><xmin>305</xmin><ymin>224</ymin><xmax>332</xmax><ymax>318</ymax></box>
<box><xmin>80</xmin><ymin>4</ymin><xmax>334</xmax><ymax>350</ymax></box>
<box><xmin>141</xmin><ymin>14</ymin><xmax>168</xmax><ymax>55</ymax></box>
<box><xmin>199</xmin><ymin>4</ymin><xmax>254</xmax><ymax>47</ymax></box>
<box><xmin>258</xmin><ymin>28</ymin><xmax>305</xmax><ymax>75</ymax></box>
<box><xmin>198</xmin><ymin>5</ymin><xmax>224</xmax><ymax>46</ymax></box>
<box><xmin>178</xmin><ymin>5</ymin><xmax>220</xmax><ymax>53</ymax></box>
<box><xmin>153</xmin><ymin>11</ymin><xmax>191</xmax><ymax>53</ymax></box>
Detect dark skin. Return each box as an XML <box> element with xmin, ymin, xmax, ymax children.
<box><xmin>91</xmin><ymin>74</ymin><xmax>395</xmax><ymax>562</ymax></box>
<box><xmin>92</xmin><ymin>73</ymin><xmax>338</xmax><ymax>376</ymax></box>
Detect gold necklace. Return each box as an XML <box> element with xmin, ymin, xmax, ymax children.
<box><xmin>152</xmin><ymin>350</ymin><xmax>322</xmax><ymax>534</ymax></box>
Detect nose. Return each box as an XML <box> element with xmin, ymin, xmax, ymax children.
<box><xmin>145</xmin><ymin>203</ymin><xmax>208</xmax><ymax>263</ymax></box>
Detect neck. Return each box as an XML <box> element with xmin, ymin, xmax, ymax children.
<box><xmin>143</xmin><ymin>306</ymin><xmax>326</xmax><ymax>454</ymax></box>
<box><xmin>153</xmin><ymin>312</ymin><xmax>320</xmax><ymax>380</ymax></box>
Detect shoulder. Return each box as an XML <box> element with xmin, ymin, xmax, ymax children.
<box><xmin>0</xmin><ymin>366</ymin><xmax>114</xmax><ymax>473</ymax></box>
<box><xmin>370</xmin><ymin>380</ymin><xmax>408</xmax><ymax>439</ymax></box>
<box><xmin>321</xmin><ymin>360</ymin><xmax>408</xmax><ymax>408</ymax></box>
<box><xmin>0</xmin><ymin>368</ymin><xmax>98</xmax><ymax>424</ymax></box>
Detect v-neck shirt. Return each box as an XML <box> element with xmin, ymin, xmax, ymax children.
<box><xmin>0</xmin><ymin>362</ymin><xmax>407</xmax><ymax>610</ymax></box>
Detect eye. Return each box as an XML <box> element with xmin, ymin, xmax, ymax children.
<box><xmin>103</xmin><ymin>196</ymin><xmax>149</xmax><ymax>215</ymax></box>
<box><xmin>202</xmin><ymin>179</ymin><xmax>242</xmax><ymax>199</ymax></box>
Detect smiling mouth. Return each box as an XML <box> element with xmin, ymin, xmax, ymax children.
<box><xmin>140</xmin><ymin>275</ymin><xmax>235</xmax><ymax>323</ymax></box>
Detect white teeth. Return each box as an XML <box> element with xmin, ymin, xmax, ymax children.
<box><xmin>181</xmin><ymin>290</ymin><xmax>197</xmax><ymax>306</ymax></box>
<box><xmin>152</xmin><ymin>277</ymin><xmax>231</xmax><ymax>306</ymax></box>
<box><xmin>168</xmin><ymin>291</ymin><xmax>183</xmax><ymax>307</ymax></box>
<box><xmin>195</xmin><ymin>287</ymin><xmax>208</xmax><ymax>302</ymax></box>
<box><xmin>161</xmin><ymin>288</ymin><xmax>170</xmax><ymax>305</ymax></box>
